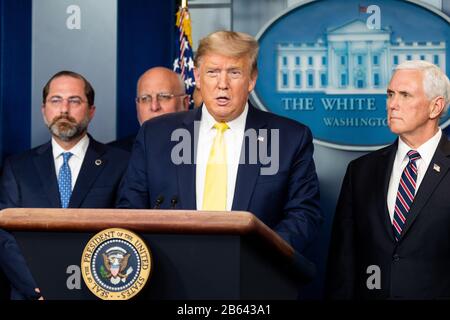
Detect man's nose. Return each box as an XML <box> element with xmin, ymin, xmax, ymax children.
<box><xmin>60</xmin><ymin>99</ymin><xmax>70</xmax><ymax>113</ymax></box>
<box><xmin>150</xmin><ymin>95</ymin><xmax>161</xmax><ymax>112</ymax></box>
<box><xmin>217</xmin><ymin>71</ymin><xmax>229</xmax><ymax>90</ymax></box>
<box><xmin>387</xmin><ymin>95</ymin><xmax>398</xmax><ymax>110</ymax></box>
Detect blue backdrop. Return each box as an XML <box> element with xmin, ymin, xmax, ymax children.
<box><xmin>0</xmin><ymin>0</ymin><xmax>32</xmax><ymax>163</ymax></box>
<box><xmin>116</xmin><ymin>0</ymin><xmax>176</xmax><ymax>139</ymax></box>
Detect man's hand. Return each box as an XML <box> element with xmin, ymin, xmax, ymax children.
<box><xmin>35</xmin><ymin>288</ymin><xmax>44</xmax><ymax>300</ymax></box>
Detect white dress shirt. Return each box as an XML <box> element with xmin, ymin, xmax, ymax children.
<box><xmin>52</xmin><ymin>134</ymin><xmax>90</xmax><ymax>190</ymax></box>
<box><xmin>196</xmin><ymin>103</ymin><xmax>248</xmax><ymax>211</ymax></box>
<box><xmin>387</xmin><ymin>129</ymin><xmax>442</xmax><ymax>222</ymax></box>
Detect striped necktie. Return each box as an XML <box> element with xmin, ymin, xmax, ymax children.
<box><xmin>393</xmin><ymin>150</ymin><xmax>421</xmax><ymax>241</ymax></box>
<box><xmin>202</xmin><ymin>122</ymin><xmax>229</xmax><ymax>211</ymax></box>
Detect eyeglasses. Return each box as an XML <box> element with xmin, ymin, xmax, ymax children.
<box><xmin>46</xmin><ymin>97</ymin><xmax>86</xmax><ymax>107</ymax></box>
<box><xmin>135</xmin><ymin>93</ymin><xmax>186</xmax><ymax>104</ymax></box>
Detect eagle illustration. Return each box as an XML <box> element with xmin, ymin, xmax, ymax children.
<box><xmin>102</xmin><ymin>252</ymin><xmax>131</xmax><ymax>279</ymax></box>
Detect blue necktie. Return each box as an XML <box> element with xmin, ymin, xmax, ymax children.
<box><xmin>393</xmin><ymin>150</ymin><xmax>421</xmax><ymax>241</ymax></box>
<box><xmin>58</xmin><ymin>152</ymin><xmax>73</xmax><ymax>208</ymax></box>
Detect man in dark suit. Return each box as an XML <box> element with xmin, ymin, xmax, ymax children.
<box><xmin>1</xmin><ymin>71</ymin><xmax>129</xmax><ymax>208</ymax></box>
<box><xmin>109</xmin><ymin>67</ymin><xmax>189</xmax><ymax>152</ymax></box>
<box><xmin>117</xmin><ymin>31</ymin><xmax>322</xmax><ymax>255</ymax></box>
<box><xmin>0</xmin><ymin>230</ymin><xmax>42</xmax><ymax>300</ymax></box>
<box><xmin>326</xmin><ymin>60</ymin><xmax>450</xmax><ymax>299</ymax></box>
<box><xmin>0</xmin><ymin>70</ymin><xmax>129</xmax><ymax>299</ymax></box>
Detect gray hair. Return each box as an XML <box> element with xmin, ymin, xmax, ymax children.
<box><xmin>395</xmin><ymin>60</ymin><xmax>450</xmax><ymax>115</ymax></box>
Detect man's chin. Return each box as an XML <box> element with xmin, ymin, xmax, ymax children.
<box><xmin>388</xmin><ymin>126</ymin><xmax>402</xmax><ymax>135</ymax></box>
<box><xmin>50</xmin><ymin>126</ymin><xmax>85</xmax><ymax>142</ymax></box>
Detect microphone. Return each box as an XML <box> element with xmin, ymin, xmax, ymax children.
<box><xmin>153</xmin><ymin>195</ymin><xmax>164</xmax><ymax>209</ymax></box>
<box><xmin>170</xmin><ymin>196</ymin><xmax>178</xmax><ymax>209</ymax></box>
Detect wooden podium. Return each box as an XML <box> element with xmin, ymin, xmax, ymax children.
<box><xmin>0</xmin><ymin>208</ymin><xmax>315</xmax><ymax>300</ymax></box>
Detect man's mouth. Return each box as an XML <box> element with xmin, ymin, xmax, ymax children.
<box><xmin>216</xmin><ymin>96</ymin><xmax>230</xmax><ymax>106</ymax></box>
<box><xmin>55</xmin><ymin>116</ymin><xmax>75</xmax><ymax>123</ymax></box>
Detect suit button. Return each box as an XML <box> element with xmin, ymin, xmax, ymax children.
<box><xmin>393</xmin><ymin>254</ymin><xmax>400</xmax><ymax>262</ymax></box>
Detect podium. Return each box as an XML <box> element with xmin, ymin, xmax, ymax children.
<box><xmin>0</xmin><ymin>208</ymin><xmax>314</xmax><ymax>299</ymax></box>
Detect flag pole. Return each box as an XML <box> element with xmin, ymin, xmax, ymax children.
<box><xmin>182</xmin><ymin>0</ymin><xmax>187</xmax><ymax>8</ymax></box>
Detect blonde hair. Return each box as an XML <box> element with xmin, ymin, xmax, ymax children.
<box><xmin>194</xmin><ymin>30</ymin><xmax>259</xmax><ymax>76</ymax></box>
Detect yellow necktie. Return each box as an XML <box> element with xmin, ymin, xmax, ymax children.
<box><xmin>202</xmin><ymin>122</ymin><xmax>229</xmax><ymax>211</ymax></box>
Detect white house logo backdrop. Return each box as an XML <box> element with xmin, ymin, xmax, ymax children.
<box><xmin>251</xmin><ymin>0</ymin><xmax>450</xmax><ymax>150</ymax></box>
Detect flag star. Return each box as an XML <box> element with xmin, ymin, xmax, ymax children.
<box><xmin>185</xmin><ymin>78</ymin><xmax>194</xmax><ymax>89</ymax></box>
<box><xmin>184</xmin><ymin>40</ymin><xmax>190</xmax><ymax>50</ymax></box>
<box><xmin>187</xmin><ymin>57</ymin><xmax>195</xmax><ymax>71</ymax></box>
<box><xmin>173</xmin><ymin>58</ymin><xmax>180</xmax><ymax>71</ymax></box>
<box><xmin>183</xmin><ymin>57</ymin><xmax>188</xmax><ymax>68</ymax></box>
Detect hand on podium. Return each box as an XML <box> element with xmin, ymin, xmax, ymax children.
<box><xmin>35</xmin><ymin>288</ymin><xmax>44</xmax><ymax>300</ymax></box>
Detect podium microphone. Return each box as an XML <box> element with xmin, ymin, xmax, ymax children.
<box><xmin>170</xmin><ymin>196</ymin><xmax>178</xmax><ymax>209</ymax></box>
<box><xmin>153</xmin><ymin>195</ymin><xmax>164</xmax><ymax>209</ymax></box>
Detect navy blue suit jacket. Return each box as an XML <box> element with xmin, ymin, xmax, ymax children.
<box><xmin>117</xmin><ymin>105</ymin><xmax>322</xmax><ymax>253</ymax></box>
<box><xmin>326</xmin><ymin>135</ymin><xmax>450</xmax><ymax>299</ymax></box>
<box><xmin>0</xmin><ymin>136</ymin><xmax>129</xmax><ymax>299</ymax></box>
<box><xmin>108</xmin><ymin>134</ymin><xmax>136</xmax><ymax>153</ymax></box>
<box><xmin>0</xmin><ymin>136</ymin><xmax>129</xmax><ymax>209</ymax></box>
<box><xmin>0</xmin><ymin>230</ymin><xmax>40</xmax><ymax>299</ymax></box>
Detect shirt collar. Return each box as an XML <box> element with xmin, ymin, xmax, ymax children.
<box><xmin>52</xmin><ymin>134</ymin><xmax>90</xmax><ymax>160</ymax></box>
<box><xmin>397</xmin><ymin>128</ymin><xmax>442</xmax><ymax>166</ymax></box>
<box><xmin>201</xmin><ymin>102</ymin><xmax>249</xmax><ymax>132</ymax></box>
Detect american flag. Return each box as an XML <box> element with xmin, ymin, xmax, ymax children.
<box><xmin>173</xmin><ymin>3</ymin><xmax>195</xmax><ymax>109</ymax></box>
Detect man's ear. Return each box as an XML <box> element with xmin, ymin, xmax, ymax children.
<box><xmin>248</xmin><ymin>70</ymin><xmax>258</xmax><ymax>92</ymax></box>
<box><xmin>194</xmin><ymin>67</ymin><xmax>200</xmax><ymax>90</ymax></box>
<box><xmin>183</xmin><ymin>95</ymin><xmax>190</xmax><ymax>110</ymax></box>
<box><xmin>430</xmin><ymin>96</ymin><xmax>445</xmax><ymax>119</ymax></box>
<box><xmin>41</xmin><ymin>105</ymin><xmax>46</xmax><ymax>119</ymax></box>
<box><xmin>89</xmin><ymin>105</ymin><xmax>96</xmax><ymax>120</ymax></box>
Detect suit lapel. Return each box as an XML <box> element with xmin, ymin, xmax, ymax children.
<box><xmin>232</xmin><ymin>106</ymin><xmax>265</xmax><ymax>211</ymax></box>
<box><xmin>68</xmin><ymin>138</ymin><xmax>107</xmax><ymax>208</ymax></box>
<box><xmin>33</xmin><ymin>142</ymin><xmax>61</xmax><ymax>208</ymax></box>
<box><xmin>376</xmin><ymin>142</ymin><xmax>398</xmax><ymax>241</ymax></box>
<box><xmin>401</xmin><ymin>135</ymin><xmax>450</xmax><ymax>238</ymax></box>
<box><xmin>176</xmin><ymin>108</ymin><xmax>201</xmax><ymax>210</ymax></box>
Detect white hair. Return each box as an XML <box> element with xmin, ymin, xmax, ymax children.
<box><xmin>395</xmin><ymin>60</ymin><xmax>450</xmax><ymax>115</ymax></box>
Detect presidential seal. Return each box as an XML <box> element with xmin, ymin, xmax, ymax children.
<box><xmin>81</xmin><ymin>228</ymin><xmax>152</xmax><ymax>300</ymax></box>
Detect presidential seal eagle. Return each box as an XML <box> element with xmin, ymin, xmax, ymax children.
<box><xmin>102</xmin><ymin>247</ymin><xmax>133</xmax><ymax>285</ymax></box>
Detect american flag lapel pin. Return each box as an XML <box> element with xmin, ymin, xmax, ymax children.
<box><xmin>433</xmin><ymin>163</ymin><xmax>441</xmax><ymax>173</ymax></box>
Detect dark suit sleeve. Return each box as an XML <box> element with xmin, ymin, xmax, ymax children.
<box><xmin>273</xmin><ymin>127</ymin><xmax>322</xmax><ymax>253</ymax></box>
<box><xmin>325</xmin><ymin>162</ymin><xmax>356</xmax><ymax>299</ymax></box>
<box><xmin>116</xmin><ymin>128</ymin><xmax>151</xmax><ymax>208</ymax></box>
<box><xmin>0</xmin><ymin>158</ymin><xmax>20</xmax><ymax>209</ymax></box>
<box><xmin>0</xmin><ymin>229</ymin><xmax>41</xmax><ymax>300</ymax></box>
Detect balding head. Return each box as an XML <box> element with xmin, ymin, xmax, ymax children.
<box><xmin>135</xmin><ymin>67</ymin><xmax>189</xmax><ymax>125</ymax></box>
